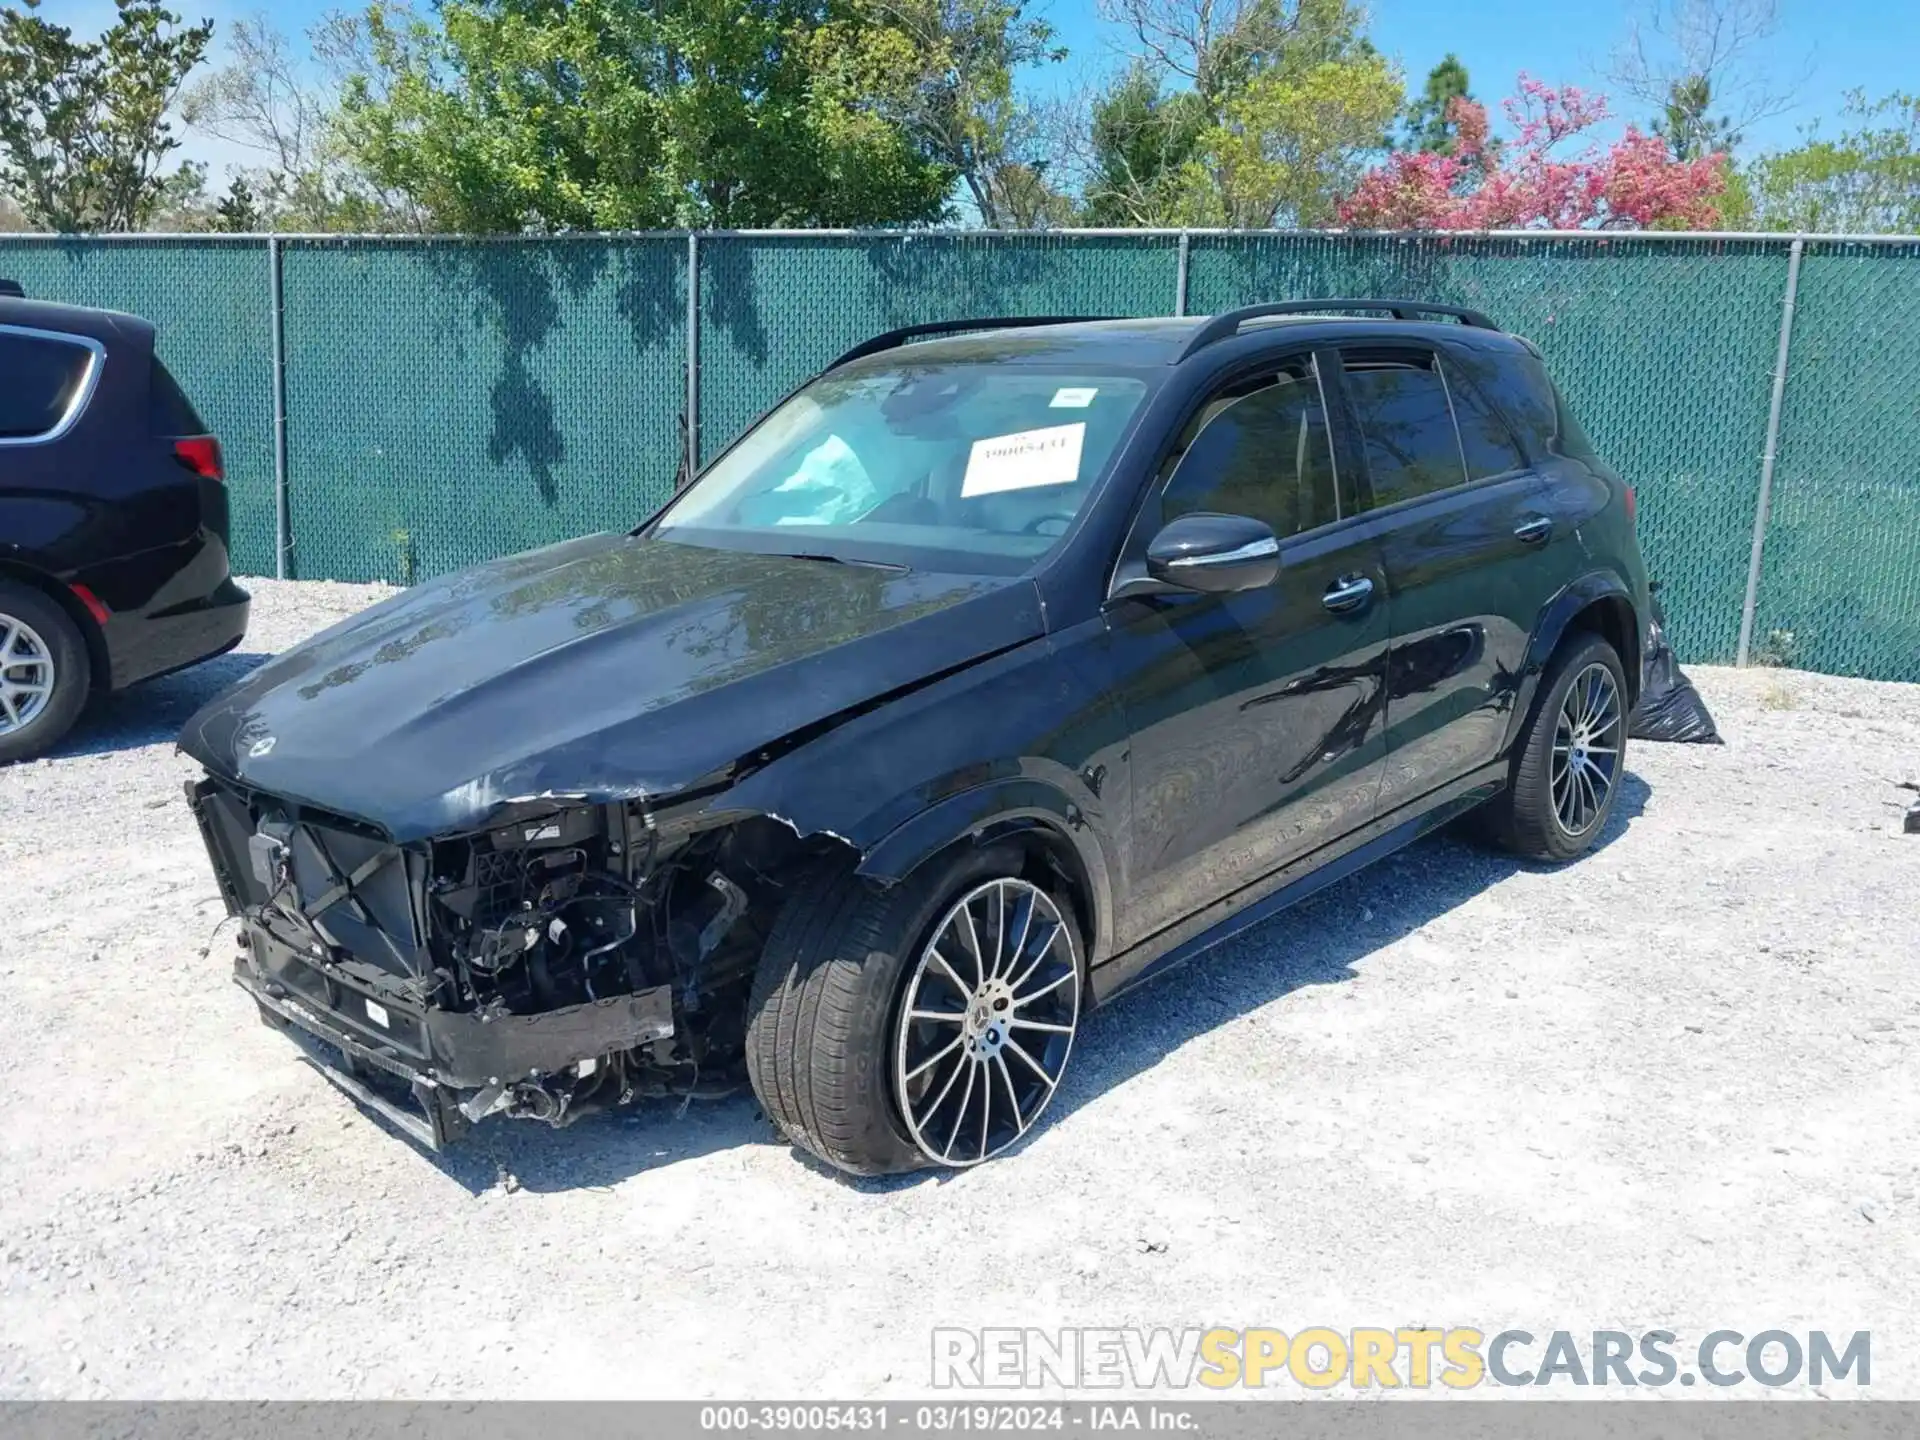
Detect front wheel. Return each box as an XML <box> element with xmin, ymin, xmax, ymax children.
<box><xmin>745</xmin><ymin>847</ymin><xmax>1083</xmax><ymax>1175</ymax></box>
<box><xmin>1483</xmin><ymin>631</ymin><xmax>1629</xmax><ymax>861</ymax></box>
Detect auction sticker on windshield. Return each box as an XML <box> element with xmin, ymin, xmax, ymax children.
<box><xmin>962</xmin><ymin>422</ymin><xmax>1086</xmax><ymax>496</ymax></box>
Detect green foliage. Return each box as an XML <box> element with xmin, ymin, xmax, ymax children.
<box><xmin>0</xmin><ymin>0</ymin><xmax>212</xmax><ymax>231</ymax></box>
<box><xmin>865</xmin><ymin>0</ymin><xmax>1066</xmax><ymax>226</ymax></box>
<box><xmin>1748</xmin><ymin>90</ymin><xmax>1920</xmax><ymax>233</ymax></box>
<box><xmin>330</xmin><ymin>0</ymin><xmax>958</xmax><ymax>231</ymax></box>
<box><xmin>179</xmin><ymin>11</ymin><xmax>418</xmax><ymax>232</ymax></box>
<box><xmin>1655</xmin><ymin>74</ymin><xmax>1738</xmax><ymax>162</ymax></box>
<box><xmin>1403</xmin><ymin>53</ymin><xmax>1472</xmax><ymax>153</ymax></box>
<box><xmin>1179</xmin><ymin>43</ymin><xmax>1401</xmax><ymax>226</ymax></box>
<box><xmin>1082</xmin><ymin>63</ymin><xmax>1210</xmax><ymax>224</ymax></box>
<box><xmin>212</xmin><ymin>174</ymin><xmax>262</xmax><ymax>232</ymax></box>
<box><xmin>1084</xmin><ymin>0</ymin><xmax>1398</xmax><ymax>227</ymax></box>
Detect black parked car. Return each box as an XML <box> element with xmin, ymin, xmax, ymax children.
<box><xmin>0</xmin><ymin>285</ymin><xmax>250</xmax><ymax>761</ymax></box>
<box><xmin>182</xmin><ymin>300</ymin><xmax>1648</xmax><ymax>1173</ymax></box>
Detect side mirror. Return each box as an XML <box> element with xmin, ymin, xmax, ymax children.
<box><xmin>1144</xmin><ymin>512</ymin><xmax>1281</xmax><ymax>594</ymax></box>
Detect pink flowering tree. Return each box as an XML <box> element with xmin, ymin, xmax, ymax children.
<box><xmin>1340</xmin><ymin>76</ymin><xmax>1727</xmax><ymax>229</ymax></box>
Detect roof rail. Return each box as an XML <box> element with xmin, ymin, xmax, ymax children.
<box><xmin>828</xmin><ymin>315</ymin><xmax>1106</xmax><ymax>370</ymax></box>
<box><xmin>0</xmin><ymin>279</ymin><xmax>24</xmax><ymax>299</ymax></box>
<box><xmin>1177</xmin><ymin>298</ymin><xmax>1500</xmax><ymax>361</ymax></box>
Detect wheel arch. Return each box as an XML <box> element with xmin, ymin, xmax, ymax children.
<box><xmin>855</xmin><ymin>779</ymin><xmax>1115</xmax><ymax>970</ymax></box>
<box><xmin>1504</xmin><ymin>571</ymin><xmax>1640</xmax><ymax>754</ymax></box>
<box><xmin>0</xmin><ymin>558</ymin><xmax>110</xmax><ymax>693</ymax></box>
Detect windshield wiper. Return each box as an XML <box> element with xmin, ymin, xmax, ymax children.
<box><xmin>772</xmin><ymin>551</ymin><xmax>910</xmax><ymax>573</ymax></box>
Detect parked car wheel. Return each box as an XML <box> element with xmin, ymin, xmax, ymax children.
<box><xmin>745</xmin><ymin>846</ymin><xmax>1083</xmax><ymax>1175</ymax></box>
<box><xmin>0</xmin><ymin>582</ymin><xmax>91</xmax><ymax>764</ymax></box>
<box><xmin>1484</xmin><ymin>631</ymin><xmax>1629</xmax><ymax>861</ymax></box>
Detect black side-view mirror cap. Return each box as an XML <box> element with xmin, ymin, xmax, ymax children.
<box><xmin>1143</xmin><ymin>512</ymin><xmax>1281</xmax><ymax>594</ymax></box>
<box><xmin>0</xmin><ymin>279</ymin><xmax>24</xmax><ymax>299</ymax></box>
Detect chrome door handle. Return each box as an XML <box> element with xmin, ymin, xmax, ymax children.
<box><xmin>1322</xmin><ymin>574</ymin><xmax>1374</xmax><ymax>614</ymax></box>
<box><xmin>1514</xmin><ymin>515</ymin><xmax>1553</xmax><ymax>545</ymax></box>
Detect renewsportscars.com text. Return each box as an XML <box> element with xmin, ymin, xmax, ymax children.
<box><xmin>930</xmin><ymin>1327</ymin><xmax>1871</xmax><ymax>1391</ymax></box>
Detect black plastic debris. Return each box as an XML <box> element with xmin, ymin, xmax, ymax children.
<box><xmin>1630</xmin><ymin>589</ymin><xmax>1722</xmax><ymax>744</ymax></box>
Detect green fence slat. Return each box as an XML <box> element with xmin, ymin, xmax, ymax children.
<box><xmin>0</xmin><ymin>237</ymin><xmax>276</xmax><ymax>573</ymax></box>
<box><xmin>280</xmin><ymin>237</ymin><xmax>686</xmax><ymax>584</ymax></box>
<box><xmin>1753</xmin><ymin>242</ymin><xmax>1920</xmax><ymax>680</ymax></box>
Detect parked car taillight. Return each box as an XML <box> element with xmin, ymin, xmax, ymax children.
<box><xmin>173</xmin><ymin>435</ymin><xmax>224</xmax><ymax>481</ymax></box>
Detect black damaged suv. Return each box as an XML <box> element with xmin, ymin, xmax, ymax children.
<box><xmin>182</xmin><ymin>300</ymin><xmax>1648</xmax><ymax>1173</ymax></box>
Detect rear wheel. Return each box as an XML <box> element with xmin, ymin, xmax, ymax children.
<box><xmin>745</xmin><ymin>846</ymin><xmax>1083</xmax><ymax>1175</ymax></box>
<box><xmin>0</xmin><ymin>582</ymin><xmax>91</xmax><ymax>764</ymax></box>
<box><xmin>1483</xmin><ymin>631</ymin><xmax>1627</xmax><ymax>861</ymax></box>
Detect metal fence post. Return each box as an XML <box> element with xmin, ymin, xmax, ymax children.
<box><xmin>1736</xmin><ymin>237</ymin><xmax>1805</xmax><ymax>667</ymax></box>
<box><xmin>1174</xmin><ymin>231</ymin><xmax>1191</xmax><ymax>317</ymax></box>
<box><xmin>684</xmin><ymin>232</ymin><xmax>701</xmax><ymax>485</ymax></box>
<box><xmin>267</xmin><ymin>234</ymin><xmax>292</xmax><ymax>580</ymax></box>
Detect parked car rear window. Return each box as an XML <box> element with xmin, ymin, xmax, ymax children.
<box><xmin>149</xmin><ymin>357</ymin><xmax>207</xmax><ymax>435</ymax></box>
<box><xmin>1161</xmin><ymin>362</ymin><xmax>1339</xmax><ymax>537</ymax></box>
<box><xmin>1441</xmin><ymin>356</ymin><xmax>1528</xmax><ymax>480</ymax></box>
<box><xmin>654</xmin><ymin>362</ymin><xmax>1150</xmax><ymax>573</ymax></box>
<box><xmin>1342</xmin><ymin>353</ymin><xmax>1467</xmax><ymax>508</ymax></box>
<box><xmin>0</xmin><ymin>329</ymin><xmax>94</xmax><ymax>439</ymax></box>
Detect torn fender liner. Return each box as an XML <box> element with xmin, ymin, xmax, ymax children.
<box><xmin>1629</xmin><ymin>589</ymin><xmax>1722</xmax><ymax>745</ymax></box>
<box><xmin>176</xmin><ymin>532</ymin><xmax>1045</xmax><ymax>840</ymax></box>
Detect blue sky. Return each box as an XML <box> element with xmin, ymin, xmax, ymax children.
<box><xmin>34</xmin><ymin>0</ymin><xmax>1920</xmax><ymax>174</ymax></box>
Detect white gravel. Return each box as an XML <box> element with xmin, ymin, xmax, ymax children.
<box><xmin>3</xmin><ymin>577</ymin><xmax>1917</xmax><ymax>1400</ymax></box>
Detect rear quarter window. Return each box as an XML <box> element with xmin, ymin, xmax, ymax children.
<box><xmin>0</xmin><ymin>328</ymin><xmax>97</xmax><ymax>440</ymax></box>
<box><xmin>149</xmin><ymin>357</ymin><xmax>207</xmax><ymax>435</ymax></box>
<box><xmin>1474</xmin><ymin>346</ymin><xmax>1601</xmax><ymax>465</ymax></box>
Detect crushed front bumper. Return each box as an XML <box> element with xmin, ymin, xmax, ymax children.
<box><xmin>234</xmin><ymin>919</ymin><xmax>675</xmax><ymax>1150</ymax></box>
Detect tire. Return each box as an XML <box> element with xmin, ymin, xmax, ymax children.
<box><xmin>1481</xmin><ymin>630</ymin><xmax>1629</xmax><ymax>862</ymax></box>
<box><xmin>0</xmin><ymin>581</ymin><xmax>92</xmax><ymax>765</ymax></box>
<box><xmin>745</xmin><ymin>845</ymin><xmax>1084</xmax><ymax>1176</ymax></box>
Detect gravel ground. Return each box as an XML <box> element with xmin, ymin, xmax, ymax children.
<box><xmin>3</xmin><ymin>577</ymin><xmax>1918</xmax><ymax>1401</ymax></box>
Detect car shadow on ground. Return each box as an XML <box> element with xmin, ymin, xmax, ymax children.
<box><xmin>409</xmin><ymin>771</ymin><xmax>1651</xmax><ymax>1196</ymax></box>
<box><xmin>51</xmin><ymin>649</ymin><xmax>272</xmax><ymax>759</ymax></box>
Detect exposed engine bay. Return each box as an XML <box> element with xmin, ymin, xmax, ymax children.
<box><xmin>188</xmin><ymin>775</ymin><xmax>826</xmax><ymax>1149</ymax></box>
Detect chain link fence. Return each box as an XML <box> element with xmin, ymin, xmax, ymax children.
<box><xmin>2</xmin><ymin>230</ymin><xmax>1915</xmax><ymax>681</ymax></box>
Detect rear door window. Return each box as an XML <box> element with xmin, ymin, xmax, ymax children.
<box><xmin>1441</xmin><ymin>356</ymin><xmax>1528</xmax><ymax>480</ymax></box>
<box><xmin>0</xmin><ymin>328</ymin><xmax>97</xmax><ymax>440</ymax></box>
<box><xmin>1341</xmin><ymin>349</ymin><xmax>1468</xmax><ymax>509</ymax></box>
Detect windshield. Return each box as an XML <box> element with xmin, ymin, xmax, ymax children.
<box><xmin>653</xmin><ymin>362</ymin><xmax>1151</xmax><ymax>573</ymax></box>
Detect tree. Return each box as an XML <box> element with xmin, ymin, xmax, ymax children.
<box><xmin>1403</xmin><ymin>53</ymin><xmax>1472</xmax><ymax>153</ymax></box>
<box><xmin>212</xmin><ymin>174</ymin><xmax>262</xmax><ymax>231</ymax></box>
<box><xmin>1608</xmin><ymin>0</ymin><xmax>1801</xmax><ymax>159</ymax></box>
<box><xmin>0</xmin><ymin>0</ymin><xmax>212</xmax><ymax>231</ymax></box>
<box><xmin>1340</xmin><ymin>76</ymin><xmax>1728</xmax><ymax>230</ymax></box>
<box><xmin>331</xmin><ymin>0</ymin><xmax>956</xmax><ymax>232</ymax></box>
<box><xmin>1080</xmin><ymin>62</ymin><xmax>1211</xmax><ymax>224</ymax></box>
<box><xmin>1748</xmin><ymin>90</ymin><xmax>1920</xmax><ymax>233</ymax></box>
<box><xmin>179</xmin><ymin>9</ymin><xmax>422</xmax><ymax>230</ymax></box>
<box><xmin>1653</xmin><ymin>73</ymin><xmax>1738</xmax><ymax>161</ymax></box>
<box><xmin>856</xmin><ymin>1</ymin><xmax>1066</xmax><ymax>227</ymax></box>
<box><xmin>1085</xmin><ymin>0</ymin><xmax>1400</xmax><ymax>226</ymax></box>
<box><xmin>1180</xmin><ymin>38</ymin><xmax>1401</xmax><ymax>226</ymax></box>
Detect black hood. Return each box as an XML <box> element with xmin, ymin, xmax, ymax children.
<box><xmin>179</xmin><ymin>533</ymin><xmax>1044</xmax><ymax>840</ymax></box>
